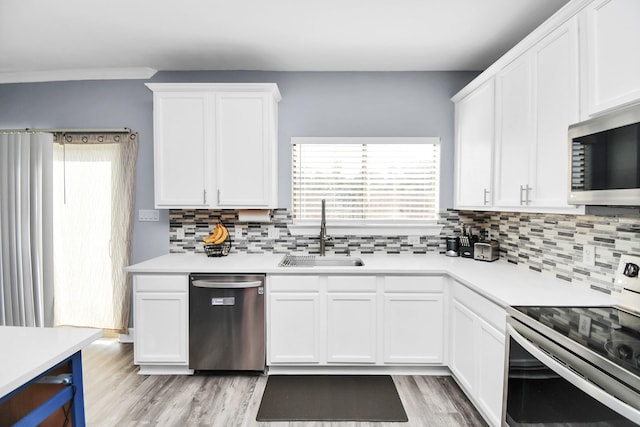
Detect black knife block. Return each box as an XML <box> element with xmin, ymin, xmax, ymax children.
<box><xmin>459</xmin><ymin>235</ymin><xmax>479</xmax><ymax>258</ymax></box>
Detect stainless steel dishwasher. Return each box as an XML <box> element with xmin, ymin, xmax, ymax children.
<box><xmin>189</xmin><ymin>273</ymin><xmax>265</xmax><ymax>372</ymax></box>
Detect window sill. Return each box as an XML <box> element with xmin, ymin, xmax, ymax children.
<box><xmin>287</xmin><ymin>222</ymin><xmax>444</xmax><ymax>237</ymax></box>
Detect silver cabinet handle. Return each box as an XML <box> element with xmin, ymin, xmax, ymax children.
<box><xmin>519</xmin><ymin>185</ymin><xmax>532</xmax><ymax>205</ymax></box>
<box><xmin>483</xmin><ymin>188</ymin><xmax>490</xmax><ymax>206</ymax></box>
<box><xmin>217</xmin><ymin>189</ymin><xmax>220</xmax><ymax>204</ymax></box>
<box><xmin>192</xmin><ymin>279</ymin><xmax>262</xmax><ymax>289</ymax></box>
<box><xmin>203</xmin><ymin>189</ymin><xmax>207</xmax><ymax>204</ymax></box>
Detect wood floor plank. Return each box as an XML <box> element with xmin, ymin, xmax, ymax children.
<box><xmin>83</xmin><ymin>339</ymin><xmax>487</xmax><ymax>427</ymax></box>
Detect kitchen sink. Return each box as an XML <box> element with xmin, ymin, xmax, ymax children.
<box><xmin>279</xmin><ymin>254</ymin><xmax>364</xmax><ymax>267</ymax></box>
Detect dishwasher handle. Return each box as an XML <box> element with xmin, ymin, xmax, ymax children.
<box><xmin>192</xmin><ymin>279</ymin><xmax>263</xmax><ymax>289</ymax></box>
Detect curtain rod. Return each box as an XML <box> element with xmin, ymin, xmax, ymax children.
<box><xmin>0</xmin><ymin>127</ymin><xmax>131</xmax><ymax>134</ymax></box>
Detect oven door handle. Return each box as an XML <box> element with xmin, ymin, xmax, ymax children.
<box><xmin>507</xmin><ymin>323</ymin><xmax>640</xmax><ymax>425</ymax></box>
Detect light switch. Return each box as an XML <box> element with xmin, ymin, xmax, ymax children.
<box><xmin>138</xmin><ymin>209</ymin><xmax>159</xmax><ymax>222</ymax></box>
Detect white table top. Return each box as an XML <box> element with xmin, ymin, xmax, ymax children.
<box><xmin>0</xmin><ymin>326</ymin><xmax>102</xmax><ymax>398</ymax></box>
<box><xmin>126</xmin><ymin>253</ymin><xmax>616</xmax><ymax>308</ymax></box>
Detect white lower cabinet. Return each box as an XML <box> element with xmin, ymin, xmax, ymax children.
<box><xmin>449</xmin><ymin>282</ymin><xmax>506</xmax><ymax>427</ymax></box>
<box><xmin>327</xmin><ymin>293</ymin><xmax>377</xmax><ymax>363</ymax></box>
<box><xmin>268</xmin><ymin>292</ymin><xmax>321</xmax><ymax>364</ymax></box>
<box><xmin>267</xmin><ymin>275</ymin><xmax>321</xmax><ymax>364</ymax></box>
<box><xmin>267</xmin><ymin>275</ymin><xmax>445</xmax><ymax>367</ymax></box>
<box><xmin>383</xmin><ymin>275</ymin><xmax>445</xmax><ymax>364</ymax></box>
<box><xmin>133</xmin><ymin>274</ymin><xmax>191</xmax><ymax>374</ymax></box>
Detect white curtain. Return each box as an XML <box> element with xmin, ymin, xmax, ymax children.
<box><xmin>53</xmin><ymin>134</ymin><xmax>137</xmax><ymax>333</ymax></box>
<box><xmin>0</xmin><ymin>133</ymin><xmax>54</xmax><ymax>327</ymax></box>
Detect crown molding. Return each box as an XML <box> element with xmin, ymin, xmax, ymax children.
<box><xmin>0</xmin><ymin>67</ymin><xmax>157</xmax><ymax>84</ymax></box>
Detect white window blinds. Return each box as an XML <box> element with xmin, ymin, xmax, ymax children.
<box><xmin>292</xmin><ymin>137</ymin><xmax>440</xmax><ymax>221</ymax></box>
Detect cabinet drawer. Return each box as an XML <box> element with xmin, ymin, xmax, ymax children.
<box><xmin>135</xmin><ymin>274</ymin><xmax>188</xmax><ymax>292</ymax></box>
<box><xmin>327</xmin><ymin>276</ymin><xmax>376</xmax><ymax>292</ymax></box>
<box><xmin>452</xmin><ymin>281</ymin><xmax>505</xmax><ymax>332</ymax></box>
<box><xmin>384</xmin><ymin>276</ymin><xmax>443</xmax><ymax>293</ymax></box>
<box><xmin>268</xmin><ymin>275</ymin><xmax>320</xmax><ymax>292</ymax></box>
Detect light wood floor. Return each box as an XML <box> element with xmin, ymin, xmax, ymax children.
<box><xmin>82</xmin><ymin>339</ymin><xmax>487</xmax><ymax>427</ymax></box>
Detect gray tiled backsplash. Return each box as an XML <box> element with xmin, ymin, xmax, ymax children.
<box><xmin>170</xmin><ymin>208</ymin><xmax>640</xmax><ymax>294</ymax></box>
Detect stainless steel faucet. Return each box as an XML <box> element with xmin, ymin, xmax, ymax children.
<box><xmin>319</xmin><ymin>199</ymin><xmax>331</xmax><ymax>256</ymax></box>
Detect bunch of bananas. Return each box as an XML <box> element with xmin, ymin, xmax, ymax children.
<box><xmin>203</xmin><ymin>223</ymin><xmax>229</xmax><ymax>245</ymax></box>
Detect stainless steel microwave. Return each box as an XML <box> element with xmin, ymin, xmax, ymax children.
<box><xmin>568</xmin><ymin>104</ymin><xmax>640</xmax><ymax>206</ymax></box>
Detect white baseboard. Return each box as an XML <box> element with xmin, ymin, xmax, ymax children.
<box><xmin>119</xmin><ymin>328</ymin><xmax>134</xmax><ymax>343</ymax></box>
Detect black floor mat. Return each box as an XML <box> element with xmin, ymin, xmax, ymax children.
<box><xmin>256</xmin><ymin>375</ymin><xmax>408</xmax><ymax>422</ymax></box>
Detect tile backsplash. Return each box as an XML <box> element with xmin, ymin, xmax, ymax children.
<box><xmin>170</xmin><ymin>208</ymin><xmax>640</xmax><ymax>295</ymax></box>
<box><xmin>456</xmin><ymin>210</ymin><xmax>640</xmax><ymax>295</ymax></box>
<box><xmin>170</xmin><ymin>209</ymin><xmax>462</xmax><ymax>255</ymax></box>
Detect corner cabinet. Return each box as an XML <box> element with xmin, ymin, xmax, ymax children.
<box><xmin>133</xmin><ymin>274</ymin><xmax>192</xmax><ymax>375</ymax></box>
<box><xmin>454</xmin><ymin>17</ymin><xmax>584</xmax><ymax>214</ymax></box>
<box><xmin>453</xmin><ymin>0</ymin><xmax>640</xmax><ymax>214</ymax></box>
<box><xmin>449</xmin><ymin>281</ymin><xmax>505</xmax><ymax>427</ymax></box>
<box><xmin>147</xmin><ymin>83</ymin><xmax>281</xmax><ymax>209</ymax></box>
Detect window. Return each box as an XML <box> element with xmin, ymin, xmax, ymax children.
<box><xmin>291</xmin><ymin>137</ymin><xmax>440</xmax><ymax>225</ymax></box>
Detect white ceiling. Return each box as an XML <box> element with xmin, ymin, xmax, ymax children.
<box><xmin>0</xmin><ymin>0</ymin><xmax>570</xmax><ymax>82</ymax></box>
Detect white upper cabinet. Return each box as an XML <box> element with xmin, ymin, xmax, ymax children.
<box><xmin>216</xmin><ymin>92</ymin><xmax>278</xmax><ymax>207</ymax></box>
<box><xmin>454</xmin><ymin>11</ymin><xmax>585</xmax><ymax>214</ymax></box>
<box><xmin>531</xmin><ymin>17</ymin><xmax>581</xmax><ymax>210</ymax></box>
<box><xmin>494</xmin><ymin>53</ymin><xmax>533</xmax><ymax>208</ymax></box>
<box><xmin>582</xmin><ymin>0</ymin><xmax>640</xmax><ymax>116</ymax></box>
<box><xmin>494</xmin><ymin>17</ymin><xmax>582</xmax><ymax>212</ymax></box>
<box><xmin>147</xmin><ymin>83</ymin><xmax>281</xmax><ymax>209</ymax></box>
<box><xmin>454</xmin><ymin>79</ymin><xmax>495</xmax><ymax>209</ymax></box>
<box><xmin>151</xmin><ymin>91</ymin><xmax>212</xmax><ymax>208</ymax></box>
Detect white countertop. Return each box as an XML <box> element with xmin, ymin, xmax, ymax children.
<box><xmin>127</xmin><ymin>253</ymin><xmax>616</xmax><ymax>308</ymax></box>
<box><xmin>0</xmin><ymin>326</ymin><xmax>102</xmax><ymax>398</ymax></box>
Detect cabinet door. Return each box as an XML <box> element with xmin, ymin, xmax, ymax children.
<box><xmin>476</xmin><ymin>318</ymin><xmax>506</xmax><ymax>427</ymax></box>
<box><xmin>326</xmin><ymin>293</ymin><xmax>377</xmax><ymax>363</ymax></box>
<box><xmin>153</xmin><ymin>91</ymin><xmax>212</xmax><ymax>208</ymax></box>
<box><xmin>494</xmin><ymin>55</ymin><xmax>533</xmax><ymax>207</ymax></box>
<box><xmin>216</xmin><ymin>93</ymin><xmax>275</xmax><ymax>207</ymax></box>
<box><xmin>134</xmin><ymin>292</ymin><xmax>188</xmax><ymax>364</ymax></box>
<box><xmin>584</xmin><ymin>0</ymin><xmax>640</xmax><ymax>115</ymax></box>
<box><xmin>450</xmin><ymin>300</ymin><xmax>477</xmax><ymax>395</ymax></box>
<box><xmin>268</xmin><ymin>293</ymin><xmax>321</xmax><ymax>364</ymax></box>
<box><xmin>531</xmin><ymin>17</ymin><xmax>580</xmax><ymax>209</ymax></box>
<box><xmin>383</xmin><ymin>294</ymin><xmax>444</xmax><ymax>364</ymax></box>
<box><xmin>455</xmin><ymin>79</ymin><xmax>495</xmax><ymax>209</ymax></box>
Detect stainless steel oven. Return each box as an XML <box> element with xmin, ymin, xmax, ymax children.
<box><xmin>504</xmin><ymin>306</ymin><xmax>640</xmax><ymax>426</ymax></box>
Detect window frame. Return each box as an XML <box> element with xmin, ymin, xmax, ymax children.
<box><xmin>288</xmin><ymin>137</ymin><xmax>444</xmax><ymax>237</ymax></box>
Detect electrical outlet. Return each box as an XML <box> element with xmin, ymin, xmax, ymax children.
<box><xmin>234</xmin><ymin>226</ymin><xmax>243</xmax><ymax>240</ymax></box>
<box><xmin>268</xmin><ymin>226</ymin><xmax>279</xmax><ymax>239</ymax></box>
<box><xmin>176</xmin><ymin>228</ymin><xmax>185</xmax><ymax>240</ymax></box>
<box><xmin>583</xmin><ymin>244</ymin><xmax>596</xmax><ymax>266</ymax></box>
<box><xmin>408</xmin><ymin>235</ymin><xmax>420</xmax><ymax>245</ymax></box>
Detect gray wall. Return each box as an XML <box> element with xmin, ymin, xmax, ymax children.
<box><xmin>0</xmin><ymin>71</ymin><xmax>478</xmax><ymax>263</ymax></box>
